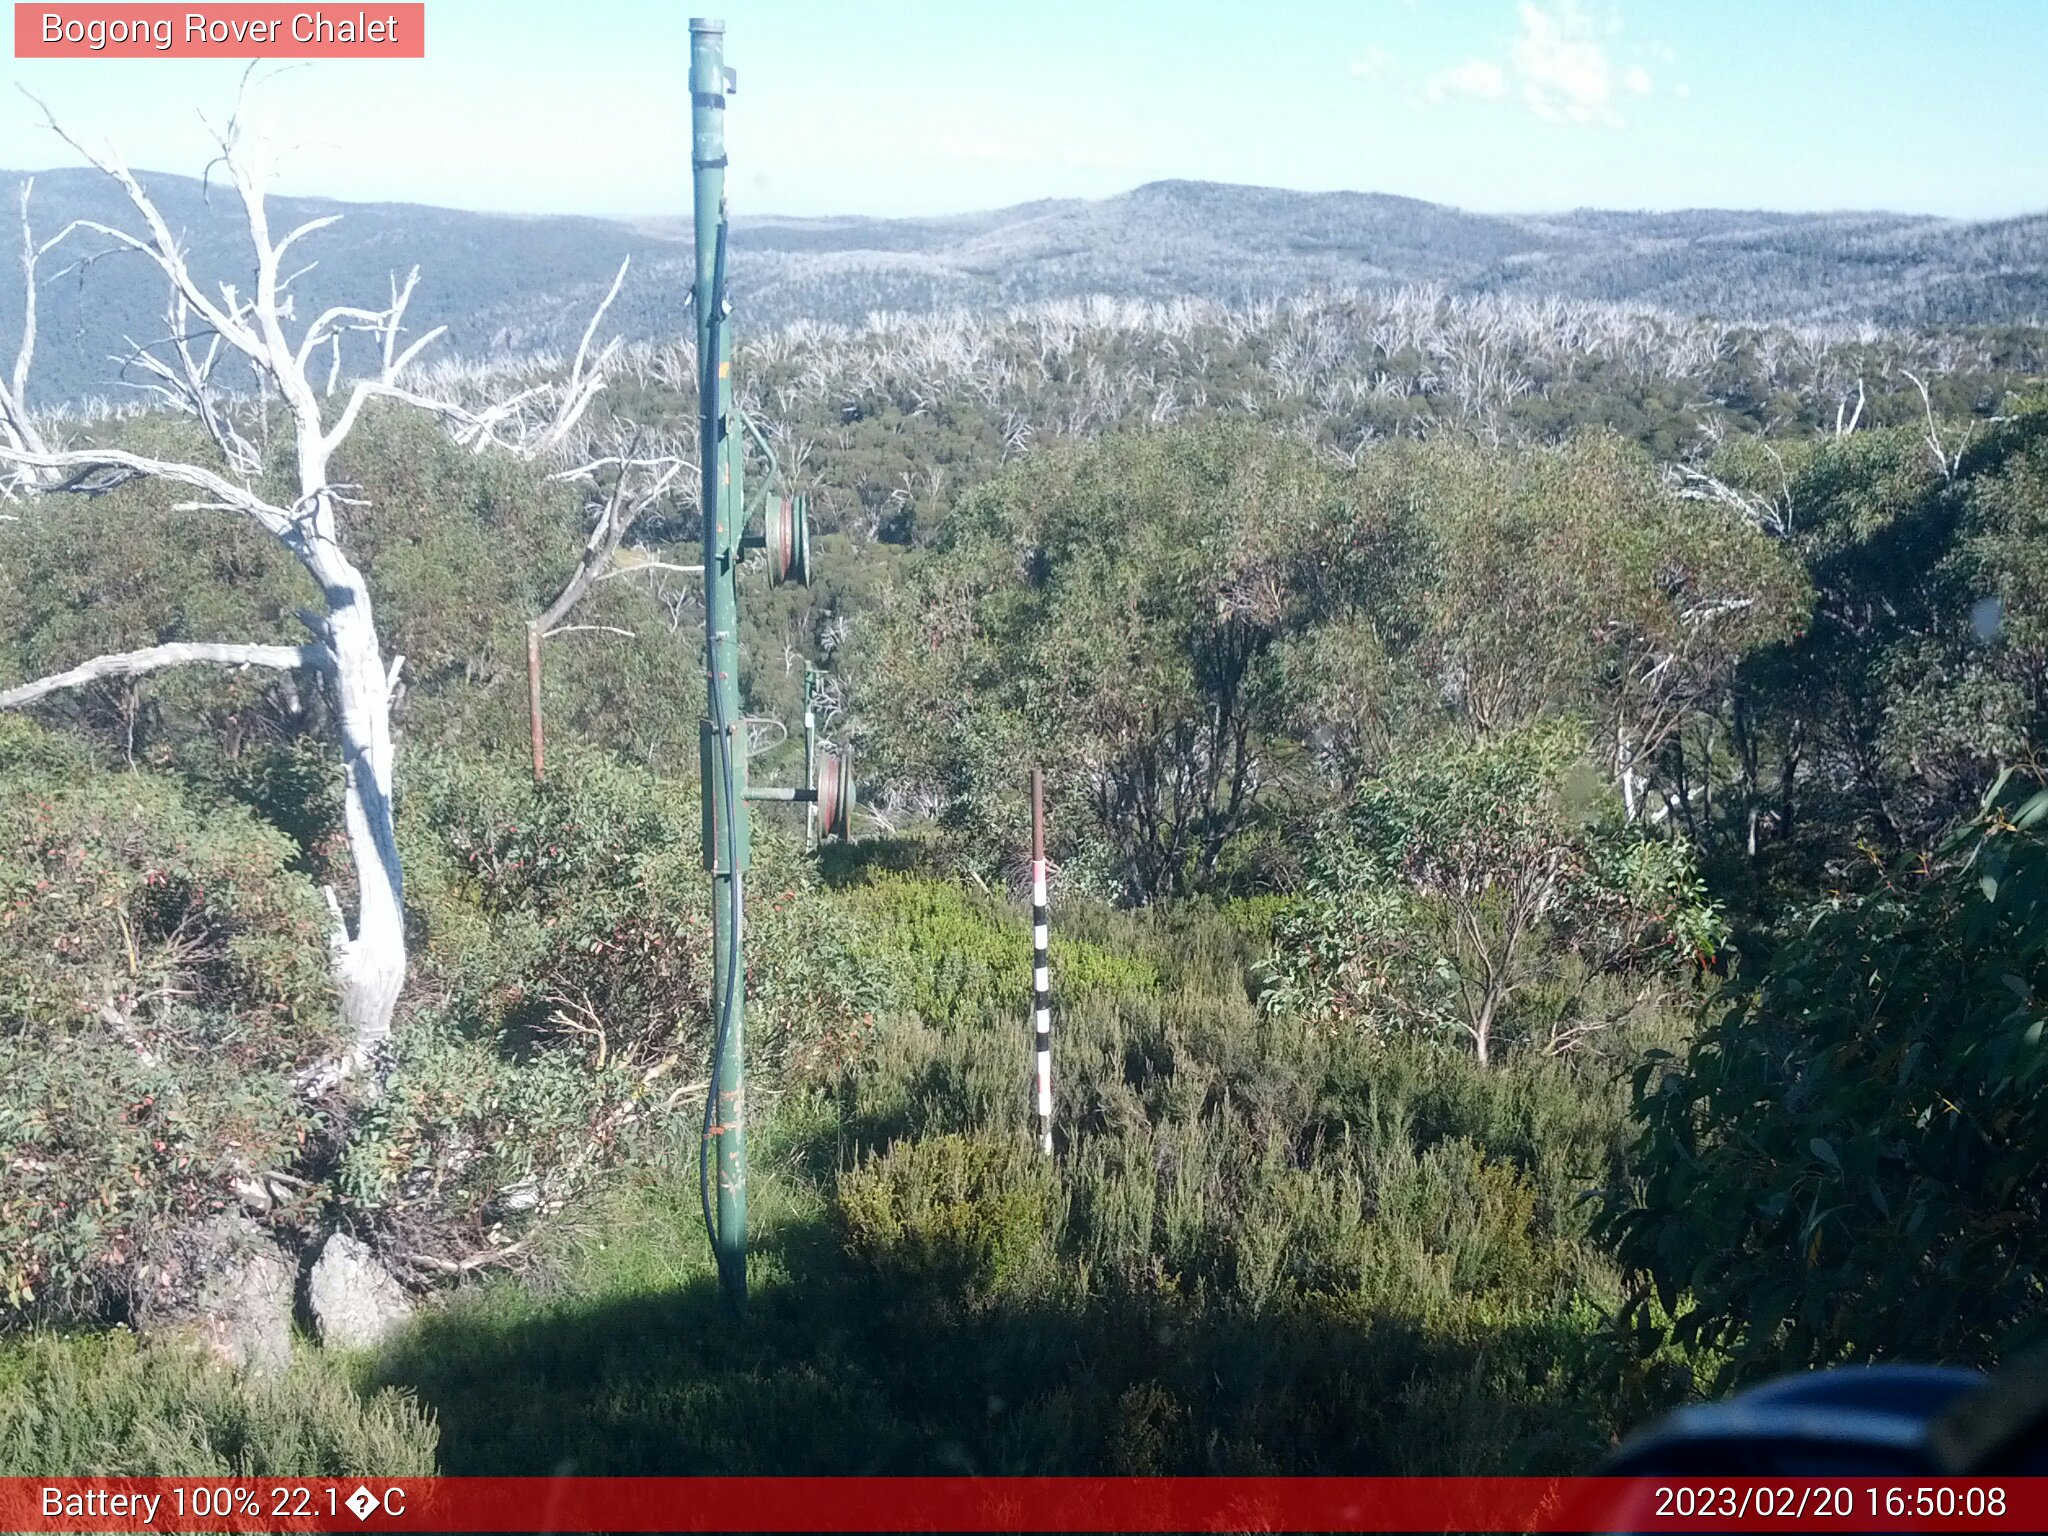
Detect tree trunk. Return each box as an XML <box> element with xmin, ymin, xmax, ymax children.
<box><xmin>1617</xmin><ymin>722</ymin><xmax>1641</xmax><ymax>823</ymax></box>
<box><xmin>307</xmin><ymin>536</ymin><xmax>407</xmax><ymax>1066</ymax></box>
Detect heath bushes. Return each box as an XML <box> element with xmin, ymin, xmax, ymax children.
<box><xmin>0</xmin><ymin>719</ymin><xmax>338</xmax><ymax>1322</ymax></box>
<box><xmin>845</xmin><ymin>875</ymin><xmax>1157</xmax><ymax>1028</ymax></box>
<box><xmin>831</xmin><ymin>891</ymin><xmax>1635</xmax><ymax>1327</ymax></box>
<box><xmin>350</xmin><ymin>745</ymin><xmax>890</xmax><ymax>1263</ymax></box>
<box><xmin>803</xmin><ymin>891</ymin><xmax>1669</xmax><ymax>1474</ymax></box>
<box><xmin>0</xmin><ymin>1331</ymin><xmax>436</xmax><ymax>1476</ymax></box>
<box><xmin>836</xmin><ymin>1131</ymin><xmax>1061</xmax><ymax>1306</ymax></box>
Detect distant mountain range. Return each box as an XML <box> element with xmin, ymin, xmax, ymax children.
<box><xmin>714</xmin><ymin>182</ymin><xmax>2048</xmax><ymax>334</ymax></box>
<box><xmin>5</xmin><ymin>171</ymin><xmax>2043</xmax><ymax>404</ymax></box>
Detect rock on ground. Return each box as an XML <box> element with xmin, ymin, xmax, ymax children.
<box><xmin>307</xmin><ymin>1231</ymin><xmax>413</xmax><ymax>1350</ymax></box>
<box><xmin>137</xmin><ymin>1213</ymin><xmax>295</xmax><ymax>1376</ymax></box>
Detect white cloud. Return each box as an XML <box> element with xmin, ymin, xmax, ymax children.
<box><xmin>1512</xmin><ymin>1</ymin><xmax>1621</xmax><ymax>125</ymax></box>
<box><xmin>1350</xmin><ymin>45</ymin><xmax>1396</xmax><ymax>81</ymax></box>
<box><xmin>1418</xmin><ymin>1</ymin><xmax>1649</xmax><ymax>127</ymax></box>
<box><xmin>1428</xmin><ymin>58</ymin><xmax>1508</xmax><ymax>101</ymax></box>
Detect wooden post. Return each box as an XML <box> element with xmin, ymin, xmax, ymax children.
<box><xmin>1030</xmin><ymin>767</ymin><xmax>1052</xmax><ymax>1156</ymax></box>
<box><xmin>526</xmin><ymin>623</ymin><xmax>545</xmax><ymax>781</ymax></box>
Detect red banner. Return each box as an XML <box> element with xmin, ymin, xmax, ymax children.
<box><xmin>14</xmin><ymin>5</ymin><xmax>425</xmax><ymax>58</ymax></box>
<box><xmin>1</xmin><ymin>1477</ymin><xmax>2044</xmax><ymax>1532</ymax></box>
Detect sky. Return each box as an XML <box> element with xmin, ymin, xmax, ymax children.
<box><xmin>1</xmin><ymin>0</ymin><xmax>2042</xmax><ymax>222</ymax></box>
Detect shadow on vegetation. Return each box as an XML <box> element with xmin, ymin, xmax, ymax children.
<box><xmin>367</xmin><ymin>1195</ymin><xmax>1641</xmax><ymax>1478</ymax></box>
<box><xmin>814</xmin><ymin>833</ymin><xmax>937</xmax><ymax>890</ymax></box>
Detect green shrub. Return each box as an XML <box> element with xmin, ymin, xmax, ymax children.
<box><xmin>356</xmin><ymin>744</ymin><xmax>890</xmax><ymax>1256</ymax></box>
<box><xmin>1267</xmin><ymin>723</ymin><xmax>1721</xmax><ymax>1065</ymax></box>
<box><xmin>1604</xmin><ymin>771</ymin><xmax>2048</xmax><ymax>1378</ymax></box>
<box><xmin>1218</xmin><ymin>894</ymin><xmax>1291</xmax><ymax>953</ymax></box>
<box><xmin>846</xmin><ymin>875</ymin><xmax>1156</xmax><ymax>1028</ymax></box>
<box><xmin>1102</xmin><ymin>1381</ymin><xmax>1190</xmax><ymax>1475</ymax></box>
<box><xmin>0</xmin><ymin>719</ymin><xmax>338</xmax><ymax>1321</ymax></box>
<box><xmin>401</xmin><ymin>744</ymin><xmax>886</xmax><ymax>1074</ymax></box>
<box><xmin>0</xmin><ymin>416</ymin><xmax>317</xmax><ymax>779</ymax></box>
<box><xmin>835</xmin><ymin>1132</ymin><xmax>1060</xmax><ymax>1304</ymax></box>
<box><xmin>0</xmin><ymin>1331</ymin><xmax>437</xmax><ymax>1476</ymax></box>
<box><xmin>833</xmin><ymin>1015</ymin><xmax>1024</xmax><ymax>1154</ymax></box>
<box><xmin>331</xmin><ymin>1010</ymin><xmax>607</xmax><ymax>1252</ymax></box>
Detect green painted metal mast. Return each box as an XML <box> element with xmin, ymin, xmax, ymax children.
<box><xmin>692</xmin><ymin>15</ymin><xmax>747</xmax><ymax>1306</ymax></box>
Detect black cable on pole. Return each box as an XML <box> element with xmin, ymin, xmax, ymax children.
<box><xmin>699</xmin><ymin>207</ymin><xmax>744</xmax><ymax>1296</ymax></box>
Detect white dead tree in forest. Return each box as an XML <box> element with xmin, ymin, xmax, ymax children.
<box><xmin>0</xmin><ymin>104</ymin><xmax>631</xmax><ymax>1081</ymax></box>
<box><xmin>1900</xmin><ymin>367</ymin><xmax>1974</xmax><ymax>483</ymax></box>
<box><xmin>525</xmin><ymin>430</ymin><xmax>693</xmax><ymax>779</ymax></box>
<box><xmin>0</xmin><ymin>178</ymin><xmax>82</xmax><ymax>491</ymax></box>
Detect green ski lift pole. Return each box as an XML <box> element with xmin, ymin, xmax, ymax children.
<box><xmin>692</xmin><ymin>15</ymin><xmax>748</xmax><ymax>1307</ymax></box>
<box><xmin>691</xmin><ymin>18</ymin><xmax>851</xmax><ymax>1310</ymax></box>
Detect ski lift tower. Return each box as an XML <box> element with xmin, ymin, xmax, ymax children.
<box><xmin>690</xmin><ymin>17</ymin><xmax>853</xmax><ymax>1309</ymax></box>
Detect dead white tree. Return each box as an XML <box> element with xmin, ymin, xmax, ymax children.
<box><xmin>1668</xmin><ymin>459</ymin><xmax>1794</xmax><ymax>541</ymax></box>
<box><xmin>1900</xmin><ymin>367</ymin><xmax>1974</xmax><ymax>483</ymax></box>
<box><xmin>525</xmin><ymin>432</ymin><xmax>693</xmax><ymax>779</ymax></box>
<box><xmin>0</xmin><ymin>177</ymin><xmax>88</xmax><ymax>492</ymax></box>
<box><xmin>0</xmin><ymin>103</ymin><xmax>629</xmax><ymax>1081</ymax></box>
<box><xmin>1833</xmin><ymin>376</ymin><xmax>1866</xmax><ymax>437</ymax></box>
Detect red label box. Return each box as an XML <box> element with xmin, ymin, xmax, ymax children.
<box><xmin>14</xmin><ymin>4</ymin><xmax>425</xmax><ymax>58</ymax></box>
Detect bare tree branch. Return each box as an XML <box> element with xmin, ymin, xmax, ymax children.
<box><xmin>0</xmin><ymin>640</ymin><xmax>319</xmax><ymax>708</ymax></box>
<box><xmin>1899</xmin><ymin>367</ymin><xmax>1973</xmax><ymax>483</ymax></box>
<box><xmin>534</xmin><ymin>444</ymin><xmax>686</xmax><ymax>638</ymax></box>
<box><xmin>1668</xmin><ymin>462</ymin><xmax>1792</xmax><ymax>540</ymax></box>
<box><xmin>595</xmin><ymin>557</ymin><xmax>702</xmax><ymax>581</ymax></box>
<box><xmin>522</xmin><ymin>433</ymin><xmax>685</xmax><ymax>778</ymax></box>
<box><xmin>0</xmin><ymin>444</ymin><xmax>293</xmax><ymax>532</ymax></box>
<box><xmin>531</xmin><ymin>256</ymin><xmax>630</xmax><ymax>454</ymax></box>
<box><xmin>0</xmin><ymin>176</ymin><xmax>82</xmax><ymax>491</ymax></box>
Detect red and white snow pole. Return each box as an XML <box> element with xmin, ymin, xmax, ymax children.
<box><xmin>1030</xmin><ymin>767</ymin><xmax>1053</xmax><ymax>1156</ymax></box>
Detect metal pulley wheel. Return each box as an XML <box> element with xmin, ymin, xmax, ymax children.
<box><xmin>816</xmin><ymin>749</ymin><xmax>854</xmax><ymax>840</ymax></box>
<box><xmin>764</xmin><ymin>492</ymin><xmax>811</xmax><ymax>586</ymax></box>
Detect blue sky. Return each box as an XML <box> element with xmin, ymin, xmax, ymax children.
<box><xmin>2</xmin><ymin>0</ymin><xmax>2042</xmax><ymax>220</ymax></box>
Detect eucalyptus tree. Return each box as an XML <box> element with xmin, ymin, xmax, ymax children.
<box><xmin>854</xmin><ymin>423</ymin><xmax>1372</xmax><ymax>899</ymax></box>
<box><xmin>1358</xmin><ymin>433</ymin><xmax>1807</xmax><ymax>820</ymax></box>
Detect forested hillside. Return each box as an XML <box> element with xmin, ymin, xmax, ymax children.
<box><xmin>4</xmin><ymin>167</ymin><xmax>2046</xmax><ymax>403</ymax></box>
<box><xmin>2</xmin><ymin>142</ymin><xmax>2045</xmax><ymax>1482</ymax></box>
<box><xmin>717</xmin><ymin>183</ymin><xmax>2048</xmax><ymax>330</ymax></box>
